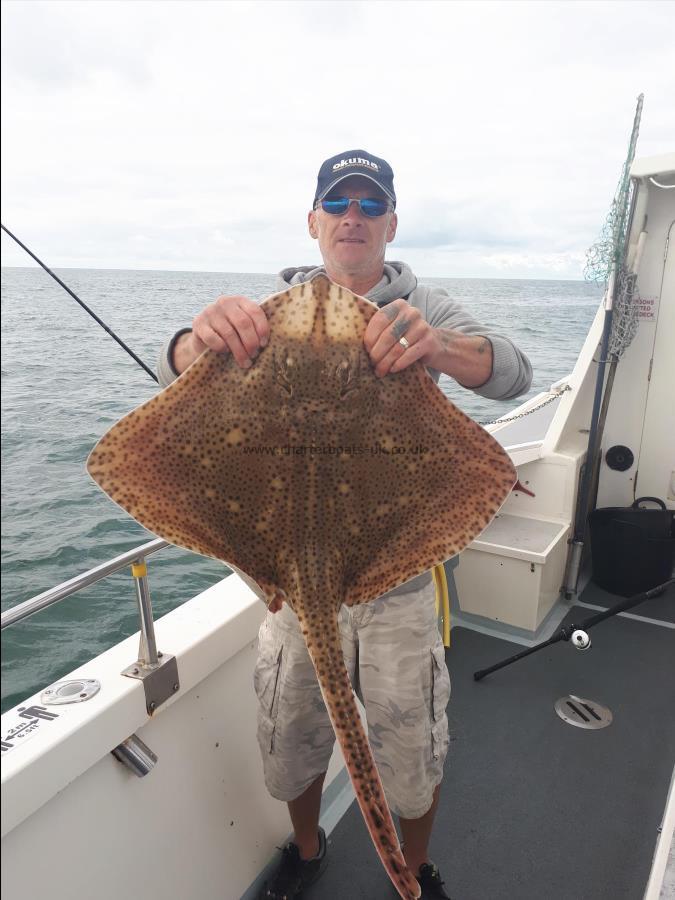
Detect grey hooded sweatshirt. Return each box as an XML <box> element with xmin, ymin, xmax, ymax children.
<box><xmin>158</xmin><ymin>261</ymin><xmax>532</xmax><ymax>398</ymax></box>
<box><xmin>156</xmin><ymin>260</ymin><xmax>532</xmax><ymax>596</ymax></box>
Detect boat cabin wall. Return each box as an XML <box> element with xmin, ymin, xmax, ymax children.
<box><xmin>597</xmin><ymin>171</ymin><xmax>675</xmax><ymax>511</ymax></box>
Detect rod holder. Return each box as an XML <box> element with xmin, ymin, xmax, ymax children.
<box><xmin>111</xmin><ymin>734</ymin><xmax>158</xmax><ymax>777</ymax></box>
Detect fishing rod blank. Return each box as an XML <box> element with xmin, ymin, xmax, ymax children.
<box><xmin>1</xmin><ymin>223</ymin><xmax>158</xmax><ymax>383</ymax></box>
<box><xmin>473</xmin><ymin>577</ymin><xmax>674</xmax><ymax>682</ymax></box>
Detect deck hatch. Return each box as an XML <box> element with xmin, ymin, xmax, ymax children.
<box><xmin>554</xmin><ymin>695</ymin><xmax>613</xmax><ymax>729</ymax></box>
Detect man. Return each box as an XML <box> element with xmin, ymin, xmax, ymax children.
<box><xmin>157</xmin><ymin>150</ymin><xmax>532</xmax><ymax>899</ymax></box>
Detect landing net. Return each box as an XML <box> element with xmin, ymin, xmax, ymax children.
<box><xmin>584</xmin><ymin>94</ymin><xmax>644</xmax><ymax>358</ymax></box>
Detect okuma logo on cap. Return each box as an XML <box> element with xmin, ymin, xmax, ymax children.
<box><xmin>332</xmin><ymin>157</ymin><xmax>380</xmax><ymax>173</ymax></box>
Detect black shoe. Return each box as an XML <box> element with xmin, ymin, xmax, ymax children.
<box><xmin>258</xmin><ymin>827</ymin><xmax>328</xmax><ymax>899</ymax></box>
<box><xmin>416</xmin><ymin>861</ymin><xmax>452</xmax><ymax>899</ymax></box>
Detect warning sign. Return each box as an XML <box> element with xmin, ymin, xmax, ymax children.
<box><xmin>636</xmin><ymin>295</ymin><xmax>658</xmax><ymax>320</ymax></box>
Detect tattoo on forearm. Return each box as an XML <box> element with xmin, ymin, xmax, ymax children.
<box><xmin>437</xmin><ymin>329</ymin><xmax>459</xmax><ymax>349</ymax></box>
<box><xmin>437</xmin><ymin>329</ymin><xmax>490</xmax><ymax>356</ymax></box>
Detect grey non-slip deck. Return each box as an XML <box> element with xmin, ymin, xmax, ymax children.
<box><xmin>306</xmin><ymin>605</ymin><xmax>675</xmax><ymax>900</ymax></box>
<box><xmin>580</xmin><ymin>579</ymin><xmax>675</xmax><ymax>625</ymax></box>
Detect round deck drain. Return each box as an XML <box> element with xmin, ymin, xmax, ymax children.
<box><xmin>554</xmin><ymin>695</ymin><xmax>612</xmax><ymax>730</ymax></box>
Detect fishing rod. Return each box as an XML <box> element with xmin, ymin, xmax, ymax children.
<box><xmin>1</xmin><ymin>223</ymin><xmax>158</xmax><ymax>383</ymax></box>
<box><xmin>473</xmin><ymin>577</ymin><xmax>674</xmax><ymax>682</ymax></box>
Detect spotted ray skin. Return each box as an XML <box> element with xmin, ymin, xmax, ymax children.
<box><xmin>87</xmin><ymin>275</ymin><xmax>516</xmax><ymax>900</ymax></box>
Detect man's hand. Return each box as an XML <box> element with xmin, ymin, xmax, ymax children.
<box><xmin>363</xmin><ymin>298</ymin><xmax>493</xmax><ymax>387</ymax></box>
<box><xmin>363</xmin><ymin>299</ymin><xmax>441</xmax><ymax>378</ymax></box>
<box><xmin>172</xmin><ymin>295</ymin><xmax>270</xmax><ymax>374</ymax></box>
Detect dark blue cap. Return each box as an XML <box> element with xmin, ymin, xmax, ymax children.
<box><xmin>314</xmin><ymin>150</ymin><xmax>396</xmax><ymax>206</ymax></box>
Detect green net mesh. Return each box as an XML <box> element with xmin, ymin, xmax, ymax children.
<box><xmin>584</xmin><ymin>94</ymin><xmax>644</xmax><ymax>357</ymax></box>
<box><xmin>608</xmin><ymin>269</ymin><xmax>639</xmax><ymax>357</ymax></box>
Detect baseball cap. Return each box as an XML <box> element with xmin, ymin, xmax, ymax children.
<box><xmin>314</xmin><ymin>150</ymin><xmax>396</xmax><ymax>206</ymax></box>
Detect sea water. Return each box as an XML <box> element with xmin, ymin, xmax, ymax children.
<box><xmin>0</xmin><ymin>267</ymin><xmax>602</xmax><ymax>712</ymax></box>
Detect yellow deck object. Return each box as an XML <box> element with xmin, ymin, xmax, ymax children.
<box><xmin>433</xmin><ymin>563</ymin><xmax>451</xmax><ymax>648</ymax></box>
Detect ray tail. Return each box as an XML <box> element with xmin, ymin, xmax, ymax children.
<box><xmin>296</xmin><ymin>605</ymin><xmax>421</xmax><ymax>900</ymax></box>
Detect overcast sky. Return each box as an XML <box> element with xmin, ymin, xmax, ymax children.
<box><xmin>1</xmin><ymin>0</ymin><xmax>673</xmax><ymax>279</ymax></box>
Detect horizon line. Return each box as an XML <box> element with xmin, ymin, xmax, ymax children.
<box><xmin>0</xmin><ymin>264</ymin><xmax>592</xmax><ymax>284</ymax></box>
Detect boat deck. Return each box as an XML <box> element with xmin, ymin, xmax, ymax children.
<box><xmin>295</xmin><ymin>582</ymin><xmax>675</xmax><ymax>900</ymax></box>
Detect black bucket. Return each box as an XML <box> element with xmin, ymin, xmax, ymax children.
<box><xmin>588</xmin><ymin>497</ymin><xmax>675</xmax><ymax>597</ymax></box>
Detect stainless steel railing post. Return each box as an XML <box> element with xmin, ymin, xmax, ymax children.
<box><xmin>130</xmin><ymin>559</ymin><xmax>159</xmax><ymax>667</ymax></box>
<box><xmin>1</xmin><ymin>537</ymin><xmax>183</xmax><ymax>714</ymax></box>
<box><xmin>0</xmin><ymin>538</ymin><xmax>170</xmax><ymax>630</ymax></box>
<box><xmin>123</xmin><ymin>555</ymin><xmax>180</xmax><ymax>713</ymax></box>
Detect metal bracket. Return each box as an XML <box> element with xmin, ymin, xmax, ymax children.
<box><xmin>122</xmin><ymin>653</ymin><xmax>180</xmax><ymax>715</ymax></box>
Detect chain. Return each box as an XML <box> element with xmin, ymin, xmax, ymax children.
<box><xmin>477</xmin><ymin>385</ymin><xmax>571</xmax><ymax>427</ymax></box>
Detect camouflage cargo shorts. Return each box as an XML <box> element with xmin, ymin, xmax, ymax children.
<box><xmin>253</xmin><ymin>577</ymin><xmax>451</xmax><ymax>819</ymax></box>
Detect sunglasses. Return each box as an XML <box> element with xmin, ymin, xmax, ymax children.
<box><xmin>316</xmin><ymin>196</ymin><xmax>393</xmax><ymax>218</ymax></box>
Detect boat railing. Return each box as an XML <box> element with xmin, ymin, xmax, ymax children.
<box><xmin>0</xmin><ymin>537</ymin><xmax>181</xmax><ymax>715</ymax></box>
